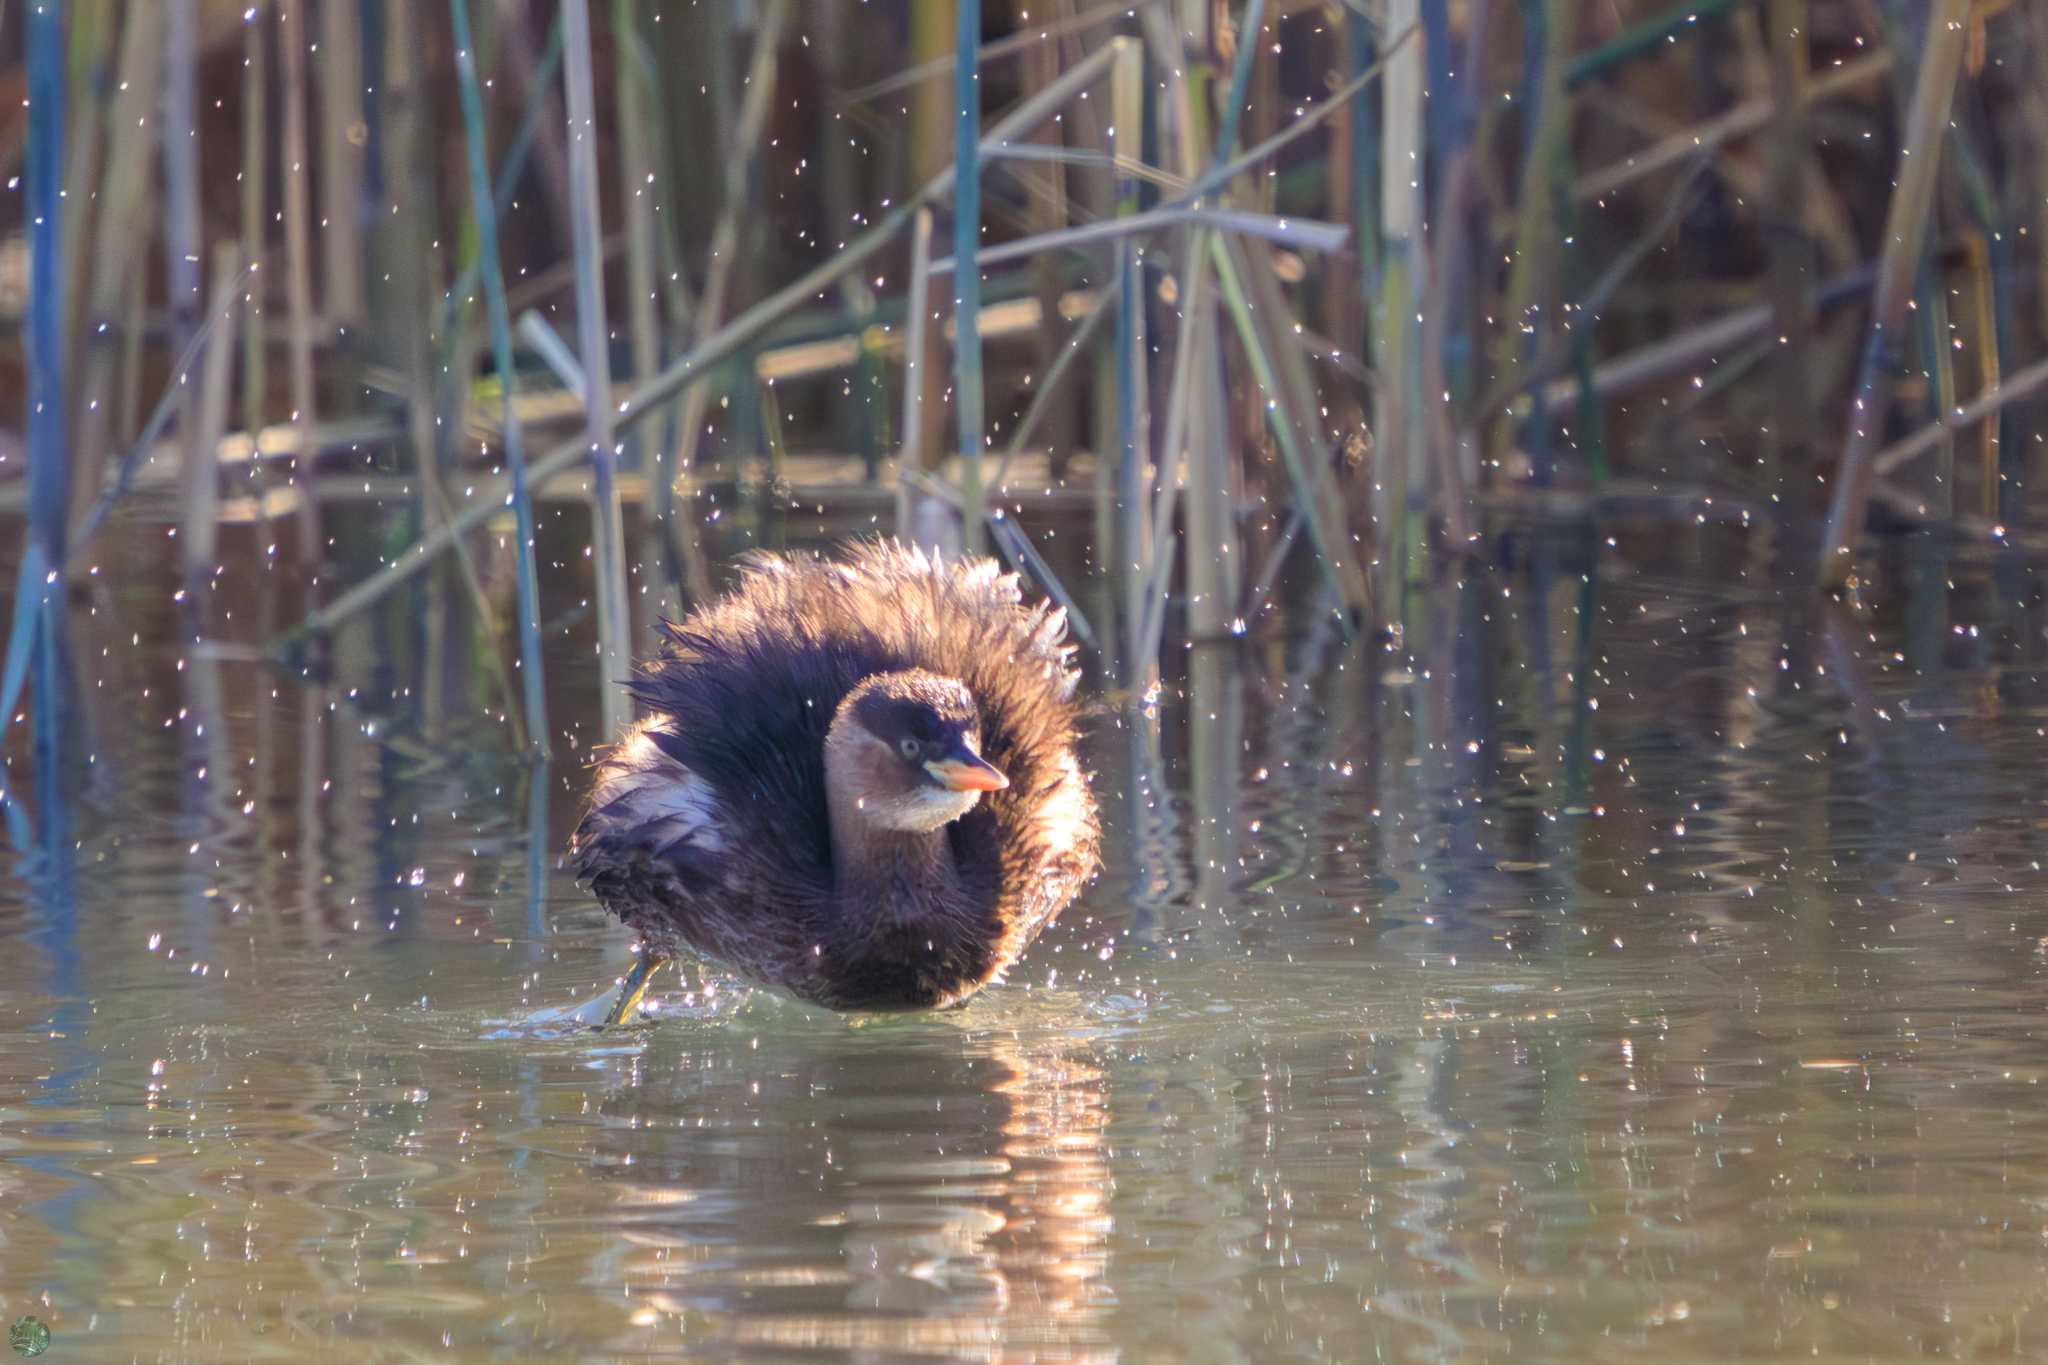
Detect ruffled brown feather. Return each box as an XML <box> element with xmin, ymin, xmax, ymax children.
<box><xmin>572</xmin><ymin>541</ymin><xmax>1099</xmax><ymax>1008</ymax></box>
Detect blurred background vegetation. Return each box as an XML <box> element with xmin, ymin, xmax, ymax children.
<box><xmin>4</xmin><ymin>19</ymin><xmax>2048</xmax><ymax>1348</ymax></box>
<box><xmin>1</xmin><ymin>0</ymin><xmax>2046</xmax><ymax>752</ymax></box>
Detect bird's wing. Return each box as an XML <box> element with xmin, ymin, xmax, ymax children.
<box><xmin>573</xmin><ymin>719</ymin><xmax>734</xmax><ymax>904</ymax></box>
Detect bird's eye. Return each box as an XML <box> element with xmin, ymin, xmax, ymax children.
<box><xmin>898</xmin><ymin>737</ymin><xmax>920</xmax><ymax>760</ymax></box>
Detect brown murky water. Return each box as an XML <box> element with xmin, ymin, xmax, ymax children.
<box><xmin>3</xmin><ymin>512</ymin><xmax>2048</xmax><ymax>1360</ymax></box>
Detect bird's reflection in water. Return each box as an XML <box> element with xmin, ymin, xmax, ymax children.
<box><xmin>589</xmin><ymin>1013</ymin><xmax>1112</xmax><ymax>1358</ymax></box>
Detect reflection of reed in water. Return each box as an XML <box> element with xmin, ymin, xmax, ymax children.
<box><xmin>1187</xmin><ymin>641</ymin><xmax>1244</xmax><ymax>933</ymax></box>
<box><xmin>594</xmin><ymin>1024</ymin><xmax>1112</xmax><ymax>1359</ymax></box>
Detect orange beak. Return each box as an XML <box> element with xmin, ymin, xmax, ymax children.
<box><xmin>925</xmin><ymin>750</ymin><xmax>1009</xmax><ymax>792</ymax></box>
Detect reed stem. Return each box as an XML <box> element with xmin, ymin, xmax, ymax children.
<box><xmin>182</xmin><ymin>245</ymin><xmax>245</xmax><ymax>589</ymax></box>
<box><xmin>926</xmin><ymin>205</ymin><xmax>1347</xmax><ymax>275</ymax></box>
<box><xmin>560</xmin><ymin>0</ymin><xmax>633</xmax><ymax>742</ymax></box>
<box><xmin>57</xmin><ymin>1</ymin><xmax>113</xmax><ymax>366</ymax></box>
<box><xmin>668</xmin><ymin>0</ymin><xmax>791</xmax><ymax>538</ymax></box>
<box><xmin>1374</xmin><ymin>0</ymin><xmax>1424</xmax><ymax>630</ymax></box>
<box><xmin>1</xmin><ymin>0</ymin><xmax>66</xmax><ymax>781</ymax></box>
<box><xmin>317</xmin><ymin>0</ymin><xmax>367</xmax><ymax>327</ymax></box>
<box><xmin>614</xmin><ymin>0</ymin><xmax>661</xmax><ymax>396</ymax></box>
<box><xmin>280</xmin><ymin>0</ymin><xmax>322</xmax><ymax>565</ymax></box>
<box><xmin>241</xmin><ymin>4</ymin><xmax>271</xmax><ymax>442</ymax></box>
<box><xmin>1110</xmin><ymin>36</ymin><xmax>1147</xmax><ymax>678</ymax></box>
<box><xmin>1137</xmin><ymin>240</ymin><xmax>1210</xmax><ymax>665</ymax></box>
<box><xmin>452</xmin><ymin>0</ymin><xmax>552</xmax><ymax>757</ymax></box>
<box><xmin>66</xmin><ymin>3</ymin><xmax>165</xmax><ymax>550</ymax></box>
<box><xmin>164</xmin><ymin>0</ymin><xmax>202</xmax><ymax>434</ymax></box>
<box><xmin>25</xmin><ymin>0</ymin><xmax>66</xmax><ymax>569</ymax></box>
<box><xmin>1817</xmin><ymin>0</ymin><xmax>1970</xmax><ymax>584</ymax></box>
<box><xmin>896</xmin><ymin>207</ymin><xmax>937</xmax><ymax>543</ymax></box>
<box><xmin>1212</xmin><ymin>0</ymin><xmax>1264</xmax><ymax>176</ymax></box>
<box><xmin>955</xmin><ymin>0</ymin><xmax>988</xmax><ymax>556</ymax></box>
<box><xmin>16</xmin><ymin>0</ymin><xmax>61</xmax><ymax>539</ymax></box>
<box><xmin>990</xmin><ymin>287</ymin><xmax>1110</xmax><ymax>492</ymax></box>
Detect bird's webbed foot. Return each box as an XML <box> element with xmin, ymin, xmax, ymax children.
<box><xmin>598</xmin><ymin>951</ymin><xmax>671</xmax><ymax>1030</ymax></box>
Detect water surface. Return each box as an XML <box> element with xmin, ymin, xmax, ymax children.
<box><xmin>4</xmin><ymin>518</ymin><xmax>2048</xmax><ymax>1360</ymax></box>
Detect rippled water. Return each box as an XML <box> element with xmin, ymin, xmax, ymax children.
<box><xmin>4</xmin><ymin>517</ymin><xmax>2048</xmax><ymax>1360</ymax></box>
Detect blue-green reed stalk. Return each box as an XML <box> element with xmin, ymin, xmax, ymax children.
<box><xmin>24</xmin><ymin>0</ymin><xmax>67</xmax><ymax>573</ymax></box>
<box><xmin>439</xmin><ymin>15</ymin><xmax>563</xmax><ymax>341</ymax></box>
<box><xmin>452</xmin><ymin>0</ymin><xmax>551</xmax><ymax>758</ymax></box>
<box><xmin>7</xmin><ymin>0</ymin><xmax>74</xmax><ymax>981</ymax></box>
<box><xmin>954</xmin><ymin>0</ymin><xmax>987</xmax><ymax>556</ymax></box>
<box><xmin>2</xmin><ymin>0</ymin><xmax>69</xmax><ymax>752</ymax></box>
<box><xmin>1212</xmin><ymin>0</ymin><xmax>1264</xmax><ymax>183</ymax></box>
<box><xmin>1563</xmin><ymin>0</ymin><xmax>1742</xmax><ymax>87</ymax></box>
<box><xmin>560</xmin><ymin>0</ymin><xmax>633</xmax><ymax>744</ymax></box>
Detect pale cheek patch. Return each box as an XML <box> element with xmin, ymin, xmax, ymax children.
<box><xmin>865</xmin><ymin>785</ymin><xmax>982</xmax><ymax>833</ymax></box>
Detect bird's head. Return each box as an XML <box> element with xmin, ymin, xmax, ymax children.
<box><xmin>826</xmin><ymin>670</ymin><xmax>1008</xmax><ymax>832</ymax></box>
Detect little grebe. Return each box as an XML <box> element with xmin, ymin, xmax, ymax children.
<box><xmin>573</xmin><ymin>542</ymin><xmax>1100</xmax><ymax>1019</ymax></box>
